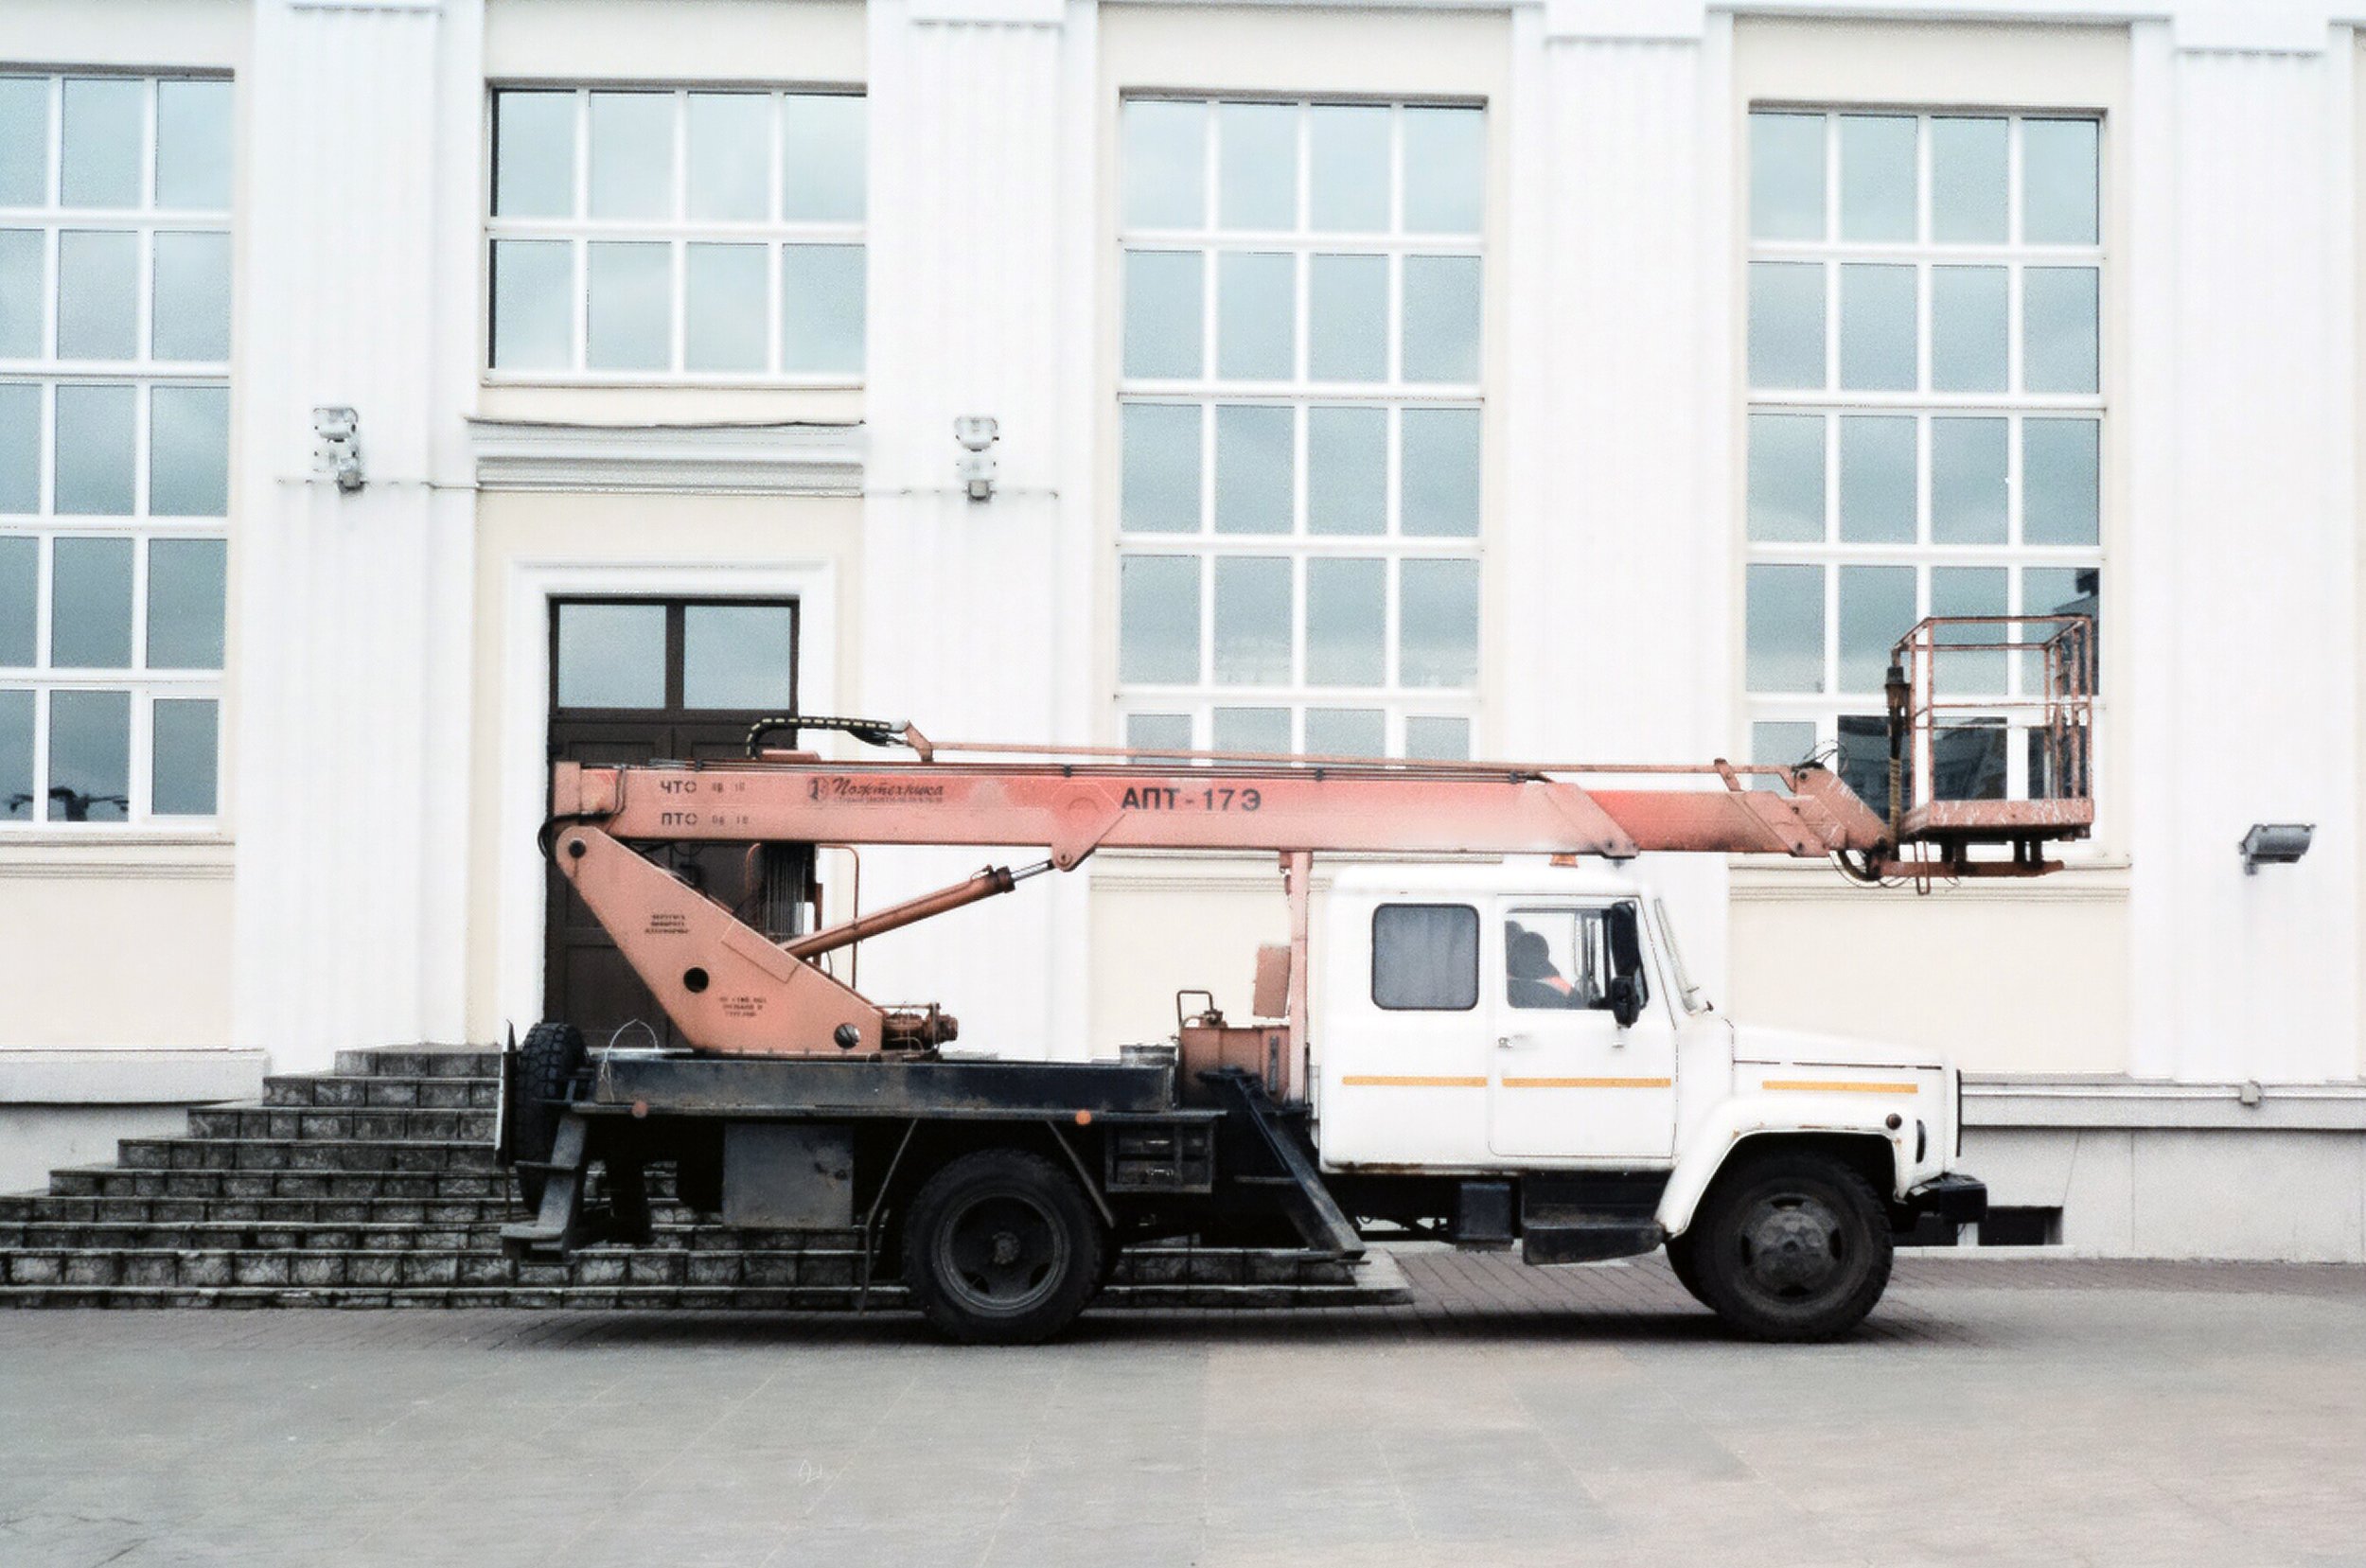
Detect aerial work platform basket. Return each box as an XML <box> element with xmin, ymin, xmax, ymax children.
<box><xmin>1877</xmin><ymin>613</ymin><xmax>2095</xmax><ymax>877</ymax></box>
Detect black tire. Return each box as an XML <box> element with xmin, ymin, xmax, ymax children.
<box><xmin>511</xmin><ymin>1021</ymin><xmax>586</xmax><ymax>1209</ymax></box>
<box><xmin>1662</xmin><ymin>1231</ymin><xmax>1712</xmax><ymax>1309</ymax></box>
<box><xmin>1688</xmin><ymin>1148</ymin><xmax>1894</xmax><ymax>1342</ymax></box>
<box><xmin>899</xmin><ymin>1149</ymin><xmax>1105</xmax><ymax>1345</ymax></box>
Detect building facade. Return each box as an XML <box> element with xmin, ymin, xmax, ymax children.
<box><xmin>2</xmin><ymin>0</ymin><xmax>2361</xmax><ymax>1257</ymax></box>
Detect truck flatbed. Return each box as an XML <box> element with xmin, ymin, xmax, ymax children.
<box><xmin>568</xmin><ymin>1051</ymin><xmax>1196</xmax><ymax>1121</ymax></box>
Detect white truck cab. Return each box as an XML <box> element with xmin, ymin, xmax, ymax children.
<box><xmin>1314</xmin><ymin>861</ymin><xmax>1982</xmax><ymax>1338</ymax></box>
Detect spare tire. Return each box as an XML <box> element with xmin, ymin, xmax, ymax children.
<box><xmin>510</xmin><ymin>1021</ymin><xmax>586</xmax><ymax>1209</ymax></box>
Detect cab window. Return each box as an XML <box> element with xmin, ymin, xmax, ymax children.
<box><xmin>1371</xmin><ymin>904</ymin><xmax>1479</xmax><ymax>1011</ymax></box>
<box><xmin>1504</xmin><ymin>907</ymin><xmax>1646</xmax><ymax>1013</ymax></box>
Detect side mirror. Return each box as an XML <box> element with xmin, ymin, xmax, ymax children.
<box><xmin>1606</xmin><ymin>974</ymin><xmax>1644</xmax><ymax>1031</ymax></box>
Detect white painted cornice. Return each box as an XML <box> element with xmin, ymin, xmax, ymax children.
<box><xmin>467</xmin><ymin>418</ymin><xmax>867</xmax><ymax>496</ymax></box>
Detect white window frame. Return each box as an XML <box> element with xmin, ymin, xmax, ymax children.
<box><xmin>482</xmin><ymin>84</ymin><xmax>866</xmax><ymax>388</ymax></box>
<box><xmin>1</xmin><ymin>71</ymin><xmax>230</xmax><ymax>834</ymax></box>
<box><xmin>1116</xmin><ymin>96</ymin><xmax>1485</xmax><ymax>761</ymax></box>
<box><xmin>1742</xmin><ymin>108</ymin><xmax>2105</xmax><ymax>811</ymax></box>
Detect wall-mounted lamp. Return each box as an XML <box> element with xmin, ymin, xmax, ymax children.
<box><xmin>953</xmin><ymin>415</ymin><xmax>998</xmax><ymax>502</ymax></box>
<box><xmin>2239</xmin><ymin>822</ymin><xmax>2313</xmax><ymax>874</ymax></box>
<box><xmin>313</xmin><ymin>406</ymin><xmax>364</xmax><ymax>493</ymax></box>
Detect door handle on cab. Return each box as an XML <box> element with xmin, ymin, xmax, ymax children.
<box><xmin>1495</xmin><ymin>1034</ymin><xmax>1538</xmax><ymax>1051</ymax></box>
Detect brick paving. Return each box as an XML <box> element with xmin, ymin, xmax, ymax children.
<box><xmin>1</xmin><ymin>1253</ymin><xmax>2361</xmax><ymax>1568</ymax></box>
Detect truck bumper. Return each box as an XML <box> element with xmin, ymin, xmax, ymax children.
<box><xmin>1905</xmin><ymin>1172</ymin><xmax>1988</xmax><ymax>1226</ymax></box>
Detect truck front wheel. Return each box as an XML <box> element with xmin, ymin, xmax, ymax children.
<box><xmin>900</xmin><ymin>1149</ymin><xmax>1106</xmax><ymax>1345</ymax></box>
<box><xmin>1688</xmin><ymin>1149</ymin><xmax>1893</xmax><ymax>1342</ymax></box>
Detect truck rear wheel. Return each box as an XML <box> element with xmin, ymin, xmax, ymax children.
<box><xmin>900</xmin><ymin>1148</ymin><xmax>1105</xmax><ymax>1345</ymax></box>
<box><xmin>1688</xmin><ymin>1149</ymin><xmax>1893</xmax><ymax>1342</ymax></box>
<box><xmin>511</xmin><ymin>1021</ymin><xmax>586</xmax><ymax>1209</ymax></box>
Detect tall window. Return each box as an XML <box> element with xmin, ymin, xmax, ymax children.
<box><xmin>1744</xmin><ymin>111</ymin><xmax>2102</xmax><ymax>806</ymax></box>
<box><xmin>1</xmin><ymin>74</ymin><xmax>231</xmax><ymax>827</ymax></box>
<box><xmin>1116</xmin><ymin>98</ymin><xmax>1484</xmax><ymax>762</ymax></box>
<box><xmin>486</xmin><ymin>88</ymin><xmax>866</xmax><ymax>380</ymax></box>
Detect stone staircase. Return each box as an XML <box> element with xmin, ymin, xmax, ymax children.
<box><xmin>0</xmin><ymin>1045</ymin><xmax>1404</xmax><ymax>1311</ymax></box>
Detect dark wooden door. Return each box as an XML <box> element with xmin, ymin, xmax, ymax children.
<box><xmin>543</xmin><ymin>597</ymin><xmax>798</xmax><ymax>1045</ymax></box>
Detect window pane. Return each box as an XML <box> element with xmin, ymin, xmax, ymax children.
<box><xmin>2023</xmin><ymin>119</ymin><xmax>2098</xmax><ymax>245</ymax></box>
<box><xmin>1931</xmin><ymin>266</ymin><xmax>2006</xmax><ymax>393</ymax></box>
<box><xmin>1839</xmin><ymin>115</ymin><xmax>1916</xmax><ymax>242</ymax></box>
<box><xmin>1122</xmin><ymin>99</ymin><xmax>1205</xmax><ymax>230</ymax></box>
<box><xmin>1838</xmin><ymin>564</ymin><xmax>1914</xmax><ymax>692</ymax></box>
<box><xmin>1839</xmin><ymin>263</ymin><xmax>1915</xmax><ymax>391</ymax></box>
<box><xmin>1119</xmin><ymin>555</ymin><xmax>1198</xmax><ymax>684</ymax></box>
<box><xmin>2024</xmin><ymin>267</ymin><xmax>2098</xmax><ymax>394</ymax></box>
<box><xmin>493</xmin><ymin>91</ymin><xmax>575</xmax><ymax>219</ymax></box>
<box><xmin>1305</xmin><ymin>556</ymin><xmax>1383</xmax><ymax>686</ymax></box>
<box><xmin>57</xmin><ymin>230</ymin><xmax>138</xmax><ymax>361</ymax></box>
<box><xmin>1752</xmin><ymin>719</ymin><xmax>1816</xmax><ymax>769</ymax></box>
<box><xmin>1747</xmin><ymin>412</ymin><xmax>1824</xmax><ymax>542</ymax></box>
<box><xmin>0</xmin><ymin>688</ymin><xmax>28</xmax><ymax>820</ymax></box>
<box><xmin>781</xmin><ymin>243</ymin><xmax>865</xmax><ymax>375</ymax></box>
<box><xmin>2022</xmin><ymin>565</ymin><xmax>2100</xmax><ymax>691</ymax></box>
<box><xmin>0</xmin><ymin>79</ymin><xmax>46</xmax><ymax>207</ymax></box>
<box><xmin>48</xmin><ymin>687</ymin><xmax>129</xmax><ymax>821</ymax></box>
<box><xmin>150</xmin><ymin>384</ymin><xmax>228</xmax><ymax>517</ymax></box>
<box><xmin>1932</xmin><ymin>117</ymin><xmax>2006</xmax><ymax>243</ymax></box>
<box><xmin>152</xmin><ymin>231</ymin><xmax>232</xmax><ymax>361</ymax></box>
<box><xmin>1838</xmin><ymin>414</ymin><xmax>1914</xmax><ymax>543</ymax></box>
<box><xmin>1305</xmin><ymin>706</ymin><xmax>1383</xmax><ymax>756</ymax></box>
<box><xmin>589</xmin><ymin>93</ymin><xmax>673</xmax><ymax>220</ymax></box>
<box><xmin>2023</xmin><ymin>418</ymin><xmax>2100</xmax><ymax>546</ymax></box>
<box><xmin>1401</xmin><ymin>407</ymin><xmax>1480</xmax><ymax>538</ymax></box>
<box><xmin>52</xmin><ymin>535</ymin><xmax>133</xmax><ymax>668</ymax></box>
<box><xmin>0</xmin><ymin>229</ymin><xmax>41</xmax><ymax>359</ymax></box>
<box><xmin>1835</xmin><ymin>714</ymin><xmax>1887</xmax><ymax>811</ymax></box>
<box><xmin>1402</xmin><ymin>108</ymin><xmax>1484</xmax><ymax>235</ymax></box>
<box><xmin>1121</xmin><ymin>402</ymin><xmax>1201</xmax><ymax>534</ymax></box>
<box><xmin>1310</xmin><ymin>105</ymin><xmax>1389</xmax><ymax>233</ymax></box>
<box><xmin>54</xmin><ymin>383</ymin><xmax>134</xmax><ymax>515</ymax></box>
<box><xmin>1404</xmin><ymin>714</ymin><xmax>1469</xmax><ymax>761</ymax></box>
<box><xmin>1747</xmin><ymin>261</ymin><xmax>1823</xmax><ymax>390</ymax></box>
<box><xmin>586</xmin><ymin>241</ymin><xmax>670</xmax><ymax>371</ymax></box>
<box><xmin>1399</xmin><ymin>557</ymin><xmax>1476</xmax><ymax>688</ymax></box>
<box><xmin>684</xmin><ymin>244</ymin><xmax>766</xmax><ymax>373</ymax></box>
<box><xmin>1308</xmin><ymin>404</ymin><xmax>1385</xmax><ymax>536</ymax></box>
<box><xmin>155</xmin><ymin>79</ymin><xmax>232</xmax><ymax>211</ymax></box>
<box><xmin>1122</xmin><ymin>250</ymin><xmax>1201</xmax><ymax>379</ymax></box>
<box><xmin>0</xmin><ymin>383</ymin><xmax>35</xmax><ymax>513</ymax></box>
<box><xmin>1746</xmin><ymin>562</ymin><xmax>1823</xmax><ymax>693</ymax></box>
<box><xmin>1402</xmin><ymin>254</ymin><xmax>1479</xmax><ymax>384</ymax></box>
<box><xmin>682</xmin><ymin>604</ymin><xmax>795</xmax><ymax>709</ymax></box>
<box><xmin>1125</xmin><ymin>712</ymin><xmax>1192</xmax><ymax>759</ymax></box>
<box><xmin>686</xmin><ymin>95</ymin><xmax>769</xmax><ymax>222</ymax></box>
<box><xmin>0</xmin><ymin>535</ymin><xmax>33</xmax><ymax>665</ymax></box>
<box><xmin>152</xmin><ymin>697</ymin><xmax>218</xmax><ymax>816</ymax></box>
<box><xmin>489</xmin><ymin>239</ymin><xmax>574</xmax><ymax>371</ymax></box>
<box><xmin>1932</xmin><ymin>565</ymin><xmax>2007</xmax><ymax>695</ymax></box>
<box><xmin>1217</xmin><ymin>252</ymin><xmax>1294</xmax><ymax>380</ymax></box>
<box><xmin>147</xmin><ymin>536</ymin><xmax>226</xmax><ymax>669</ymax></box>
<box><xmin>1932</xmin><ymin>416</ymin><xmax>2007</xmax><ymax>545</ymax></box>
<box><xmin>781</xmin><ymin>95</ymin><xmax>866</xmax><ymax>223</ymax></box>
<box><xmin>1218</xmin><ymin>102</ymin><xmax>1297</xmax><ymax>230</ymax></box>
<box><xmin>1930</xmin><ymin>718</ymin><xmax>2007</xmax><ymax>801</ymax></box>
<box><xmin>1307</xmin><ymin>254</ymin><xmax>1386</xmax><ymax>381</ymax></box>
<box><xmin>61</xmin><ymin>79</ymin><xmax>143</xmax><ymax>209</ymax></box>
<box><xmin>1371</xmin><ymin>904</ymin><xmax>1478</xmax><ymax>1011</ymax></box>
<box><xmin>1212</xmin><ymin>705</ymin><xmax>1289</xmax><ymax>754</ymax></box>
<box><xmin>1212</xmin><ymin>555</ymin><xmax>1291</xmax><ymax>684</ymax></box>
<box><xmin>1750</xmin><ymin>112</ymin><xmax>1824</xmax><ymax>241</ymax></box>
<box><xmin>555</xmin><ymin>602</ymin><xmax>665</xmax><ymax>709</ymax></box>
<box><xmin>1213</xmin><ymin>404</ymin><xmax>1291</xmax><ymax>535</ymax></box>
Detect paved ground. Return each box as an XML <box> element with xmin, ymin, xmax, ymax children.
<box><xmin>2</xmin><ymin>1252</ymin><xmax>2362</xmax><ymax>1568</ymax></box>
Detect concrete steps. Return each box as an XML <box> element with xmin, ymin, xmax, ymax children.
<box><xmin>0</xmin><ymin>1044</ymin><xmax>1409</xmax><ymax>1313</ymax></box>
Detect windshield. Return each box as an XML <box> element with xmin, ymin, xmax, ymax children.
<box><xmin>1653</xmin><ymin>898</ymin><xmax>1711</xmax><ymax>1013</ymax></box>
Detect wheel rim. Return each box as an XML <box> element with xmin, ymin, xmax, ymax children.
<box><xmin>1734</xmin><ymin>1190</ymin><xmax>1849</xmax><ymax>1302</ymax></box>
<box><xmin>934</xmin><ymin>1190</ymin><xmax>1069</xmax><ymax>1315</ymax></box>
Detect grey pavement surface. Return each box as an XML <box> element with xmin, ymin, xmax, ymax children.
<box><xmin>2</xmin><ymin>1251</ymin><xmax>2363</xmax><ymax>1568</ymax></box>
